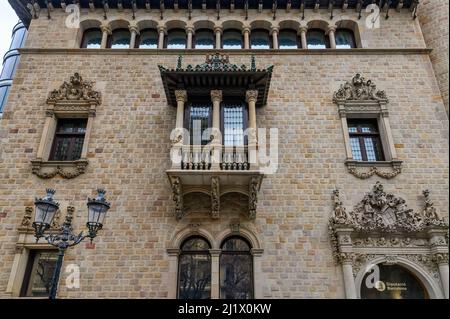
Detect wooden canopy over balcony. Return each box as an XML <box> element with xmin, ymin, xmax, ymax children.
<box><xmin>158</xmin><ymin>54</ymin><xmax>273</xmax><ymax>107</ymax></box>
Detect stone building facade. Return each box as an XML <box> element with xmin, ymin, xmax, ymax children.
<box><xmin>0</xmin><ymin>0</ymin><xmax>448</xmax><ymax>299</ymax></box>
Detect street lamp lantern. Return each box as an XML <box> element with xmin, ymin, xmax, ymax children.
<box><xmin>87</xmin><ymin>188</ymin><xmax>111</xmax><ymax>239</ymax></box>
<box><xmin>31</xmin><ymin>188</ymin><xmax>110</xmax><ymax>299</ymax></box>
<box><xmin>33</xmin><ymin>188</ymin><xmax>60</xmax><ymax>239</ymax></box>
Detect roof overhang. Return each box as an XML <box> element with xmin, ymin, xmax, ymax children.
<box><xmin>9</xmin><ymin>0</ymin><xmax>416</xmax><ymax>28</ymax></box>
<box><xmin>159</xmin><ymin>54</ymin><xmax>273</xmax><ymax>107</ymax></box>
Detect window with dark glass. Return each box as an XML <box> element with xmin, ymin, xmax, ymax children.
<box><xmin>361</xmin><ymin>264</ymin><xmax>429</xmax><ymax>299</ymax></box>
<box><xmin>279</xmin><ymin>29</ymin><xmax>299</xmax><ymax>49</ymax></box>
<box><xmin>0</xmin><ymin>54</ymin><xmax>20</xmax><ymax>80</ymax></box>
<box><xmin>167</xmin><ymin>29</ymin><xmax>187</xmax><ymax>49</ymax></box>
<box><xmin>223</xmin><ymin>29</ymin><xmax>243</xmax><ymax>49</ymax></box>
<box><xmin>0</xmin><ymin>85</ymin><xmax>11</xmax><ymax>113</ymax></box>
<box><xmin>138</xmin><ymin>29</ymin><xmax>158</xmax><ymax>49</ymax></box>
<box><xmin>220</xmin><ymin>237</ymin><xmax>253</xmax><ymax>299</ymax></box>
<box><xmin>49</xmin><ymin>118</ymin><xmax>87</xmax><ymax>161</ymax></box>
<box><xmin>348</xmin><ymin>119</ymin><xmax>384</xmax><ymax>162</ymax></box>
<box><xmin>335</xmin><ymin>29</ymin><xmax>356</xmax><ymax>49</ymax></box>
<box><xmin>184</xmin><ymin>102</ymin><xmax>212</xmax><ymax>146</ymax></box>
<box><xmin>250</xmin><ymin>29</ymin><xmax>271</xmax><ymax>49</ymax></box>
<box><xmin>307</xmin><ymin>29</ymin><xmax>329</xmax><ymax>49</ymax></box>
<box><xmin>221</xmin><ymin>102</ymin><xmax>247</xmax><ymax>146</ymax></box>
<box><xmin>20</xmin><ymin>250</ymin><xmax>58</xmax><ymax>297</ymax></box>
<box><xmin>178</xmin><ymin>237</ymin><xmax>211</xmax><ymax>299</ymax></box>
<box><xmin>194</xmin><ymin>29</ymin><xmax>214</xmax><ymax>49</ymax></box>
<box><xmin>81</xmin><ymin>28</ymin><xmax>102</xmax><ymax>49</ymax></box>
<box><xmin>109</xmin><ymin>29</ymin><xmax>130</xmax><ymax>49</ymax></box>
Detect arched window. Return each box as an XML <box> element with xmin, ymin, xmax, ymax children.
<box><xmin>178</xmin><ymin>237</ymin><xmax>211</xmax><ymax>299</ymax></box>
<box><xmin>220</xmin><ymin>237</ymin><xmax>253</xmax><ymax>299</ymax></box>
<box><xmin>306</xmin><ymin>29</ymin><xmax>329</xmax><ymax>49</ymax></box>
<box><xmin>194</xmin><ymin>29</ymin><xmax>214</xmax><ymax>49</ymax></box>
<box><xmin>250</xmin><ymin>29</ymin><xmax>271</xmax><ymax>49</ymax></box>
<box><xmin>167</xmin><ymin>29</ymin><xmax>187</xmax><ymax>49</ymax></box>
<box><xmin>138</xmin><ymin>29</ymin><xmax>158</xmax><ymax>49</ymax></box>
<box><xmin>110</xmin><ymin>29</ymin><xmax>130</xmax><ymax>49</ymax></box>
<box><xmin>335</xmin><ymin>28</ymin><xmax>356</xmax><ymax>49</ymax></box>
<box><xmin>361</xmin><ymin>264</ymin><xmax>429</xmax><ymax>299</ymax></box>
<box><xmin>223</xmin><ymin>29</ymin><xmax>243</xmax><ymax>49</ymax></box>
<box><xmin>279</xmin><ymin>29</ymin><xmax>299</xmax><ymax>49</ymax></box>
<box><xmin>81</xmin><ymin>28</ymin><xmax>102</xmax><ymax>49</ymax></box>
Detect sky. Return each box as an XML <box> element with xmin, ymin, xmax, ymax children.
<box><xmin>0</xmin><ymin>1</ymin><xmax>20</xmax><ymax>61</ymax></box>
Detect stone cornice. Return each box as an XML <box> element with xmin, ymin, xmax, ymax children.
<box><xmin>18</xmin><ymin>48</ymin><xmax>433</xmax><ymax>56</ymax></box>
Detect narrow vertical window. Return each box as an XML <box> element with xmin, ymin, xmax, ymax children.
<box><xmin>49</xmin><ymin>119</ymin><xmax>87</xmax><ymax>161</ymax></box>
<box><xmin>81</xmin><ymin>28</ymin><xmax>102</xmax><ymax>49</ymax></box>
<box><xmin>220</xmin><ymin>237</ymin><xmax>253</xmax><ymax>299</ymax></box>
<box><xmin>221</xmin><ymin>102</ymin><xmax>247</xmax><ymax>147</ymax></box>
<box><xmin>348</xmin><ymin>119</ymin><xmax>384</xmax><ymax>162</ymax></box>
<box><xmin>110</xmin><ymin>29</ymin><xmax>131</xmax><ymax>49</ymax></box>
<box><xmin>185</xmin><ymin>102</ymin><xmax>212</xmax><ymax>146</ymax></box>
<box><xmin>20</xmin><ymin>250</ymin><xmax>58</xmax><ymax>297</ymax></box>
<box><xmin>178</xmin><ymin>237</ymin><xmax>211</xmax><ymax>299</ymax></box>
<box><xmin>307</xmin><ymin>29</ymin><xmax>329</xmax><ymax>49</ymax></box>
<box><xmin>335</xmin><ymin>29</ymin><xmax>356</xmax><ymax>49</ymax></box>
<box><xmin>138</xmin><ymin>29</ymin><xmax>158</xmax><ymax>49</ymax></box>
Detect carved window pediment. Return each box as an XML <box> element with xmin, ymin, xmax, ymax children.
<box><xmin>31</xmin><ymin>73</ymin><xmax>101</xmax><ymax>179</ymax></box>
<box><xmin>333</xmin><ymin>73</ymin><xmax>388</xmax><ymax>103</ymax></box>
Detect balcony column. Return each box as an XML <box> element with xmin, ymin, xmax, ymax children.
<box><xmin>246</xmin><ymin>90</ymin><xmax>258</xmax><ymax>169</ymax></box>
<box><xmin>172</xmin><ymin>90</ymin><xmax>187</xmax><ymax>169</ymax></box>
<box><xmin>271</xmin><ymin>27</ymin><xmax>279</xmax><ymax>49</ymax></box>
<box><xmin>243</xmin><ymin>27</ymin><xmax>250</xmax><ymax>49</ymax></box>
<box><xmin>158</xmin><ymin>26</ymin><xmax>166</xmax><ymax>49</ymax></box>
<box><xmin>100</xmin><ymin>25</ymin><xmax>111</xmax><ymax>49</ymax></box>
<box><xmin>211</xmin><ymin>90</ymin><xmax>222</xmax><ymax>170</ymax></box>
<box><xmin>299</xmin><ymin>26</ymin><xmax>308</xmax><ymax>49</ymax></box>
<box><xmin>214</xmin><ymin>26</ymin><xmax>222</xmax><ymax>49</ymax></box>
<box><xmin>186</xmin><ymin>27</ymin><xmax>194</xmax><ymax>49</ymax></box>
<box><xmin>129</xmin><ymin>25</ymin><xmax>139</xmax><ymax>49</ymax></box>
<box><xmin>327</xmin><ymin>26</ymin><xmax>337</xmax><ymax>49</ymax></box>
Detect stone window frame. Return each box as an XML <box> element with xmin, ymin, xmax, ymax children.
<box><xmin>31</xmin><ymin>73</ymin><xmax>101</xmax><ymax>179</ymax></box>
<box><xmin>5</xmin><ymin>206</ymin><xmax>67</xmax><ymax>298</ymax></box>
<box><xmin>167</xmin><ymin>224</ymin><xmax>263</xmax><ymax>299</ymax></box>
<box><xmin>329</xmin><ymin>183</ymin><xmax>449</xmax><ymax>299</ymax></box>
<box><xmin>333</xmin><ymin>74</ymin><xmax>402</xmax><ymax>179</ymax></box>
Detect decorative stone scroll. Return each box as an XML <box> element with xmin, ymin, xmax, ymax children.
<box><xmin>333</xmin><ymin>73</ymin><xmax>388</xmax><ymax>103</ymax></box>
<box><xmin>248</xmin><ymin>176</ymin><xmax>262</xmax><ymax>220</ymax></box>
<box><xmin>346</xmin><ymin>161</ymin><xmax>402</xmax><ymax>180</ymax></box>
<box><xmin>171</xmin><ymin>177</ymin><xmax>184</xmax><ymax>220</ymax></box>
<box><xmin>47</xmin><ymin>72</ymin><xmax>101</xmax><ymax>104</ymax></box>
<box><xmin>31</xmin><ymin>160</ymin><xmax>89</xmax><ymax>179</ymax></box>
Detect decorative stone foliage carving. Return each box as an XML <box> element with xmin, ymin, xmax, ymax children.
<box><xmin>31</xmin><ymin>160</ymin><xmax>89</xmax><ymax>179</ymax></box>
<box><xmin>346</xmin><ymin>161</ymin><xmax>402</xmax><ymax>180</ymax></box>
<box><xmin>333</xmin><ymin>73</ymin><xmax>388</xmax><ymax>103</ymax></box>
<box><xmin>20</xmin><ymin>207</ymin><xmax>33</xmax><ymax>228</ymax></box>
<box><xmin>211</xmin><ymin>177</ymin><xmax>220</xmax><ymax>219</ymax></box>
<box><xmin>329</xmin><ymin>182</ymin><xmax>449</xmax><ymax>287</ymax></box>
<box><xmin>171</xmin><ymin>177</ymin><xmax>184</xmax><ymax>220</ymax></box>
<box><xmin>47</xmin><ymin>73</ymin><xmax>101</xmax><ymax>104</ymax></box>
<box><xmin>248</xmin><ymin>176</ymin><xmax>261</xmax><ymax>220</ymax></box>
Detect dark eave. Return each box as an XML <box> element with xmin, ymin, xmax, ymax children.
<box><xmin>9</xmin><ymin>1</ymin><xmax>417</xmax><ymax>28</ymax></box>
<box><xmin>159</xmin><ymin>54</ymin><xmax>273</xmax><ymax>107</ymax></box>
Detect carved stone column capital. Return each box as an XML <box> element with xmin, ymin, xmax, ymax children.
<box><xmin>157</xmin><ymin>26</ymin><xmax>167</xmax><ymax>34</ymax></box>
<box><xmin>270</xmin><ymin>26</ymin><xmax>280</xmax><ymax>35</ymax></box>
<box><xmin>337</xmin><ymin>252</ymin><xmax>355</xmax><ymax>265</ymax></box>
<box><xmin>185</xmin><ymin>26</ymin><xmax>195</xmax><ymax>34</ymax></box>
<box><xmin>100</xmin><ymin>25</ymin><xmax>112</xmax><ymax>35</ymax></box>
<box><xmin>128</xmin><ymin>25</ymin><xmax>140</xmax><ymax>35</ymax></box>
<box><xmin>326</xmin><ymin>26</ymin><xmax>337</xmax><ymax>34</ymax></box>
<box><xmin>209</xmin><ymin>249</ymin><xmax>222</xmax><ymax>257</ymax></box>
<box><xmin>213</xmin><ymin>26</ymin><xmax>223</xmax><ymax>34</ymax></box>
<box><xmin>433</xmin><ymin>253</ymin><xmax>449</xmax><ymax>265</ymax></box>
<box><xmin>242</xmin><ymin>26</ymin><xmax>251</xmax><ymax>34</ymax></box>
<box><xmin>299</xmin><ymin>26</ymin><xmax>308</xmax><ymax>34</ymax></box>
<box><xmin>211</xmin><ymin>90</ymin><xmax>222</xmax><ymax>103</ymax></box>
<box><xmin>175</xmin><ymin>90</ymin><xmax>187</xmax><ymax>103</ymax></box>
<box><xmin>246</xmin><ymin>90</ymin><xmax>258</xmax><ymax>103</ymax></box>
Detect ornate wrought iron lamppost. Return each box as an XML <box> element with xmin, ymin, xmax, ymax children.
<box><xmin>32</xmin><ymin>188</ymin><xmax>111</xmax><ymax>299</ymax></box>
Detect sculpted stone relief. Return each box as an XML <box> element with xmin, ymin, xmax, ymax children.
<box><xmin>47</xmin><ymin>73</ymin><xmax>101</xmax><ymax>104</ymax></box>
<box><xmin>329</xmin><ymin>182</ymin><xmax>449</xmax><ymax>280</ymax></box>
<box><xmin>333</xmin><ymin>74</ymin><xmax>388</xmax><ymax>103</ymax></box>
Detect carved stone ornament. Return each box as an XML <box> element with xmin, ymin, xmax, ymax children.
<box><xmin>346</xmin><ymin>161</ymin><xmax>402</xmax><ymax>180</ymax></box>
<box><xmin>47</xmin><ymin>73</ymin><xmax>101</xmax><ymax>104</ymax></box>
<box><xmin>171</xmin><ymin>177</ymin><xmax>184</xmax><ymax>220</ymax></box>
<box><xmin>333</xmin><ymin>73</ymin><xmax>388</xmax><ymax>103</ymax></box>
<box><xmin>211</xmin><ymin>177</ymin><xmax>220</xmax><ymax>219</ymax></box>
<box><xmin>248</xmin><ymin>176</ymin><xmax>261</xmax><ymax>220</ymax></box>
<box><xmin>20</xmin><ymin>207</ymin><xmax>33</xmax><ymax>228</ymax></box>
<box><xmin>422</xmin><ymin>189</ymin><xmax>447</xmax><ymax>227</ymax></box>
<box><xmin>31</xmin><ymin>160</ymin><xmax>89</xmax><ymax>179</ymax></box>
